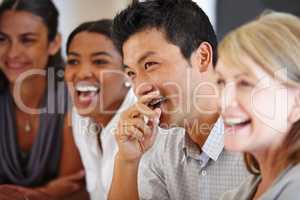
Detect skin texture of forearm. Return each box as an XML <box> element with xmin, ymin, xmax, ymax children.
<box><xmin>108</xmin><ymin>155</ymin><xmax>140</xmax><ymax>200</ymax></box>
<box><xmin>61</xmin><ymin>188</ymin><xmax>90</xmax><ymax>200</ymax></box>
<box><xmin>37</xmin><ymin>184</ymin><xmax>87</xmax><ymax>199</ymax></box>
<box><xmin>0</xmin><ymin>185</ymin><xmax>89</xmax><ymax>200</ymax></box>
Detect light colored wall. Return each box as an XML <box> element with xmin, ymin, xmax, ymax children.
<box><xmin>52</xmin><ymin>0</ymin><xmax>130</xmax><ymax>55</ymax></box>
<box><xmin>138</xmin><ymin>0</ymin><xmax>217</xmax><ymax>28</ymax></box>
<box><xmin>193</xmin><ymin>0</ymin><xmax>217</xmax><ymax>29</ymax></box>
<box><xmin>55</xmin><ymin>0</ymin><xmax>217</xmax><ymax>55</ymax></box>
<box><xmin>0</xmin><ymin>0</ymin><xmax>130</xmax><ymax>53</ymax></box>
<box><xmin>0</xmin><ymin>0</ymin><xmax>216</xmax><ymax>53</ymax></box>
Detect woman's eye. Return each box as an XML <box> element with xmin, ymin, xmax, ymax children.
<box><xmin>144</xmin><ymin>62</ymin><xmax>158</xmax><ymax>70</ymax></box>
<box><xmin>67</xmin><ymin>59</ymin><xmax>79</xmax><ymax>65</ymax></box>
<box><xmin>93</xmin><ymin>59</ymin><xmax>109</xmax><ymax>65</ymax></box>
<box><xmin>0</xmin><ymin>36</ymin><xmax>7</xmax><ymax>43</ymax></box>
<box><xmin>238</xmin><ymin>80</ymin><xmax>253</xmax><ymax>88</ymax></box>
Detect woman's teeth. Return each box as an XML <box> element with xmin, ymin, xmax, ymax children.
<box><xmin>75</xmin><ymin>85</ymin><xmax>99</xmax><ymax>93</ymax></box>
<box><xmin>75</xmin><ymin>84</ymin><xmax>100</xmax><ymax>104</ymax></box>
<box><xmin>224</xmin><ymin>118</ymin><xmax>251</xmax><ymax>126</ymax></box>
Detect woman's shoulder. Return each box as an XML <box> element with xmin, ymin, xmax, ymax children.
<box><xmin>262</xmin><ymin>163</ymin><xmax>300</xmax><ymax>200</ymax></box>
<box><xmin>220</xmin><ymin>175</ymin><xmax>260</xmax><ymax>200</ymax></box>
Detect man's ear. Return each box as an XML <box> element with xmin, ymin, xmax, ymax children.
<box><xmin>48</xmin><ymin>33</ymin><xmax>62</xmax><ymax>56</ymax></box>
<box><xmin>289</xmin><ymin>90</ymin><xmax>300</xmax><ymax>124</ymax></box>
<box><xmin>191</xmin><ymin>41</ymin><xmax>213</xmax><ymax>73</ymax></box>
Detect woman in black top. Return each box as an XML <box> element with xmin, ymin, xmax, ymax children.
<box><xmin>0</xmin><ymin>0</ymin><xmax>86</xmax><ymax>199</ymax></box>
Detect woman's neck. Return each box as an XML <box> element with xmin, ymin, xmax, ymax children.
<box><xmin>10</xmin><ymin>76</ymin><xmax>47</xmax><ymax>111</ymax></box>
<box><xmin>94</xmin><ymin>87</ymin><xmax>129</xmax><ymax>128</ymax></box>
<box><xmin>252</xmin><ymin>149</ymin><xmax>285</xmax><ymax>199</ymax></box>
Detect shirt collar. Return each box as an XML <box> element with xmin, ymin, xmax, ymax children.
<box><xmin>182</xmin><ymin>117</ymin><xmax>224</xmax><ymax>164</ymax></box>
<box><xmin>202</xmin><ymin>117</ymin><xmax>224</xmax><ymax>161</ymax></box>
<box><xmin>182</xmin><ymin>132</ymin><xmax>201</xmax><ymax>161</ymax></box>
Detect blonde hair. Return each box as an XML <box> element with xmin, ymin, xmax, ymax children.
<box><xmin>218</xmin><ymin>11</ymin><xmax>300</xmax><ymax>175</ymax></box>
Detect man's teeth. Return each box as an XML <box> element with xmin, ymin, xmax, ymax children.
<box><xmin>149</xmin><ymin>97</ymin><xmax>167</xmax><ymax>106</ymax></box>
<box><xmin>224</xmin><ymin>118</ymin><xmax>250</xmax><ymax>126</ymax></box>
<box><xmin>75</xmin><ymin>85</ymin><xmax>99</xmax><ymax>93</ymax></box>
<box><xmin>150</xmin><ymin>99</ymin><xmax>162</xmax><ymax>106</ymax></box>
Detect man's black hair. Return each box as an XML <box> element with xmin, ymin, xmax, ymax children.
<box><xmin>112</xmin><ymin>0</ymin><xmax>218</xmax><ymax>65</ymax></box>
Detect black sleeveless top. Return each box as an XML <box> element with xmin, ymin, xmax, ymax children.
<box><xmin>0</xmin><ymin>85</ymin><xmax>67</xmax><ymax>187</ymax></box>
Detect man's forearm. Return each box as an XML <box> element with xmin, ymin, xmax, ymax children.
<box><xmin>108</xmin><ymin>154</ymin><xmax>140</xmax><ymax>200</ymax></box>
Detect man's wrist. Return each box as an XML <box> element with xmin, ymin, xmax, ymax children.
<box><xmin>116</xmin><ymin>152</ymin><xmax>141</xmax><ymax>167</ymax></box>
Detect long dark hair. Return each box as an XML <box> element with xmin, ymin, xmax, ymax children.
<box><xmin>0</xmin><ymin>0</ymin><xmax>64</xmax><ymax>90</ymax></box>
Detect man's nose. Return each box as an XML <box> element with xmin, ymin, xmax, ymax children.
<box><xmin>135</xmin><ymin>81</ymin><xmax>157</xmax><ymax>97</ymax></box>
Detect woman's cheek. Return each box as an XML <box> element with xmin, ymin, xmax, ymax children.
<box><xmin>251</xmin><ymin>87</ymin><xmax>289</xmax><ymax>133</ymax></box>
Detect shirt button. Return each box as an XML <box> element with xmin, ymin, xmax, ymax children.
<box><xmin>201</xmin><ymin>170</ymin><xmax>207</xmax><ymax>176</ymax></box>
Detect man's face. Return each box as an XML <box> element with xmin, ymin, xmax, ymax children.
<box><xmin>123</xmin><ymin>28</ymin><xmax>217</xmax><ymax>128</ymax></box>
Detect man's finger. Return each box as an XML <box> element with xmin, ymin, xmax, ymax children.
<box><xmin>134</xmin><ymin>103</ymin><xmax>157</xmax><ymax>118</ymax></box>
<box><xmin>122</xmin><ymin>125</ymin><xmax>144</xmax><ymax>141</ymax></box>
<box><xmin>121</xmin><ymin>118</ymin><xmax>152</xmax><ymax>137</ymax></box>
<box><xmin>139</xmin><ymin>91</ymin><xmax>160</xmax><ymax>104</ymax></box>
<box><xmin>147</xmin><ymin>108</ymin><xmax>162</xmax><ymax>129</ymax></box>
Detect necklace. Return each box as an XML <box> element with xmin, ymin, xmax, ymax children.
<box><xmin>24</xmin><ymin>118</ymin><xmax>32</xmax><ymax>133</ymax></box>
<box><xmin>16</xmin><ymin>105</ymin><xmax>33</xmax><ymax>133</ymax></box>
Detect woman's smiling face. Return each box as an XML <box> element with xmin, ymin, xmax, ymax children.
<box><xmin>65</xmin><ymin>31</ymin><xmax>125</xmax><ymax>118</ymax></box>
<box><xmin>0</xmin><ymin>10</ymin><xmax>59</xmax><ymax>83</ymax></box>
<box><xmin>216</xmin><ymin>57</ymin><xmax>298</xmax><ymax>153</ymax></box>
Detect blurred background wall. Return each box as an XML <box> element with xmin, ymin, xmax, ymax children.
<box><xmin>52</xmin><ymin>0</ymin><xmax>131</xmax><ymax>55</ymax></box>
<box><xmin>53</xmin><ymin>0</ymin><xmax>300</xmax><ymax>52</ymax></box>
<box><xmin>52</xmin><ymin>0</ymin><xmax>217</xmax><ymax>55</ymax></box>
<box><xmin>192</xmin><ymin>0</ymin><xmax>217</xmax><ymax>28</ymax></box>
<box><xmin>54</xmin><ymin>0</ymin><xmax>217</xmax><ymax>55</ymax></box>
<box><xmin>0</xmin><ymin>0</ymin><xmax>299</xmax><ymax>53</ymax></box>
<box><xmin>217</xmin><ymin>0</ymin><xmax>300</xmax><ymax>40</ymax></box>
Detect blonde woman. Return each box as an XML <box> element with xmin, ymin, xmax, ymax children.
<box><xmin>216</xmin><ymin>12</ymin><xmax>300</xmax><ymax>200</ymax></box>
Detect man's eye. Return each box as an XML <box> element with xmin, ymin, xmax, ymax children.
<box><xmin>217</xmin><ymin>78</ymin><xmax>225</xmax><ymax>87</ymax></box>
<box><xmin>126</xmin><ymin>71</ymin><xmax>135</xmax><ymax>77</ymax></box>
<box><xmin>144</xmin><ymin>62</ymin><xmax>158</xmax><ymax>70</ymax></box>
<box><xmin>67</xmin><ymin>59</ymin><xmax>79</xmax><ymax>65</ymax></box>
<box><xmin>125</xmin><ymin>70</ymin><xmax>136</xmax><ymax>80</ymax></box>
<box><xmin>21</xmin><ymin>38</ymin><xmax>36</xmax><ymax>44</ymax></box>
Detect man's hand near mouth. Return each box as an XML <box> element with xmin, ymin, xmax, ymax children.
<box><xmin>108</xmin><ymin>91</ymin><xmax>162</xmax><ymax>200</ymax></box>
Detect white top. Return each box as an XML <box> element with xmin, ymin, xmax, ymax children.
<box><xmin>72</xmin><ymin>89</ymin><xmax>136</xmax><ymax>200</ymax></box>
